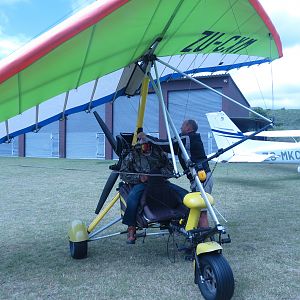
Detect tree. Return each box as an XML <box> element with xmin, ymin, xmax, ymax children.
<box><xmin>250</xmin><ymin>107</ymin><xmax>269</xmax><ymax>119</ymax></box>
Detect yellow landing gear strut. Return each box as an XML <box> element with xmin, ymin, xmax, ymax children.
<box><xmin>68</xmin><ymin>76</ymin><xmax>150</xmax><ymax>259</ymax></box>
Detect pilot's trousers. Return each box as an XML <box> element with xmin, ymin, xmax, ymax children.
<box><xmin>122</xmin><ymin>183</ymin><xmax>146</xmax><ymax>226</ymax></box>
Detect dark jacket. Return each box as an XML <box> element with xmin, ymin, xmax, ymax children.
<box><xmin>119</xmin><ymin>143</ymin><xmax>174</xmax><ymax>184</ymax></box>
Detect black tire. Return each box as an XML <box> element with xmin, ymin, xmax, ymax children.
<box><xmin>196</xmin><ymin>253</ymin><xmax>234</xmax><ymax>300</ymax></box>
<box><xmin>69</xmin><ymin>240</ymin><xmax>88</xmax><ymax>259</ymax></box>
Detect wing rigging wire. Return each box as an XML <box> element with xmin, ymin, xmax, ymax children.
<box><xmin>158</xmin><ymin>0</ymin><xmax>203</xmax><ymax>81</ymax></box>
<box><xmin>159</xmin><ymin>55</ymin><xmax>173</xmax><ymax>79</ymax></box>
<box><xmin>127</xmin><ymin>0</ymin><xmax>163</xmax><ymax>65</ymax></box>
<box><xmin>227</xmin><ymin>0</ymin><xmax>274</xmax><ymax>111</ymax></box>
<box><xmin>166</xmin><ymin>54</ymin><xmax>187</xmax><ymax>82</ymax></box>
<box><xmin>75</xmin><ymin>24</ymin><xmax>97</xmax><ymax>89</ymax></box>
<box><xmin>87</xmin><ymin>77</ymin><xmax>100</xmax><ymax>112</ymax></box>
<box><xmin>163</xmin><ymin>0</ymin><xmax>263</xmax><ymax>82</ymax></box>
<box><xmin>269</xmin><ymin>35</ymin><xmax>275</xmax><ymax>115</ymax></box>
<box><xmin>225</xmin><ymin>1</ymin><xmax>268</xmax><ymax>105</ymax></box>
<box><xmin>182</xmin><ymin>79</ymin><xmax>193</xmax><ymax>122</ymax></box>
<box><xmin>124</xmin><ymin>95</ymin><xmax>153</xmax><ymax>135</ymax></box>
<box><xmin>192</xmin><ymin>0</ymin><xmax>240</xmax><ymax>73</ymax></box>
<box><xmin>191</xmin><ymin>0</ymin><xmax>270</xmax><ymax>75</ymax></box>
<box><xmin>224</xmin><ymin>0</ymin><xmax>256</xmax><ymax>68</ymax></box>
<box><xmin>158</xmin><ymin>0</ymin><xmax>203</xmax><ymax>53</ymax></box>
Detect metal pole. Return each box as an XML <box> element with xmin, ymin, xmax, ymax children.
<box><xmin>5</xmin><ymin>120</ymin><xmax>10</xmax><ymax>143</ymax></box>
<box><xmin>88</xmin><ymin>216</ymin><xmax>122</xmax><ymax>239</ymax></box>
<box><xmin>164</xmin><ymin>104</ymin><xmax>220</xmax><ymax>225</ymax></box>
<box><xmin>149</xmin><ymin>63</ymin><xmax>178</xmax><ymax>175</ymax></box>
<box><xmin>87</xmin><ymin>78</ymin><xmax>99</xmax><ymax>112</ymax></box>
<box><xmin>35</xmin><ymin>105</ymin><xmax>39</xmax><ymax>132</ymax></box>
<box><xmin>157</xmin><ymin>58</ymin><xmax>273</xmax><ymax>124</ymax></box>
<box><xmin>61</xmin><ymin>90</ymin><xmax>69</xmax><ymax>120</ymax></box>
<box><xmin>132</xmin><ymin>76</ymin><xmax>150</xmax><ymax>145</ymax></box>
<box><xmin>149</xmin><ymin>66</ymin><xmax>220</xmax><ymax>225</ymax></box>
<box><xmin>88</xmin><ymin>193</ymin><xmax>120</xmax><ymax>233</ymax></box>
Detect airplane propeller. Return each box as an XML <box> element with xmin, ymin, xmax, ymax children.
<box><xmin>93</xmin><ymin>111</ymin><xmax>119</xmax><ymax>214</ymax></box>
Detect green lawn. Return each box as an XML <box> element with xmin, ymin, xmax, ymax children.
<box><xmin>0</xmin><ymin>157</ymin><xmax>299</xmax><ymax>300</ymax></box>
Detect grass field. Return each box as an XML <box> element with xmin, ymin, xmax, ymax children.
<box><xmin>0</xmin><ymin>157</ymin><xmax>299</xmax><ymax>300</ymax></box>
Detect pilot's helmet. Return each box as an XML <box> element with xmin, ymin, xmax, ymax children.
<box><xmin>141</xmin><ymin>142</ymin><xmax>152</xmax><ymax>154</ymax></box>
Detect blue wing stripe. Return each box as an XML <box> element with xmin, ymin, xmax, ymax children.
<box><xmin>1</xmin><ymin>58</ymin><xmax>269</xmax><ymax>143</ymax></box>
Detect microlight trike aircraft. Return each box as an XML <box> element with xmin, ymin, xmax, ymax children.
<box><xmin>0</xmin><ymin>1</ymin><xmax>283</xmax><ymax>299</ymax></box>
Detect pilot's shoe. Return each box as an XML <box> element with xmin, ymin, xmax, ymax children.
<box><xmin>126</xmin><ymin>226</ymin><xmax>136</xmax><ymax>244</ymax></box>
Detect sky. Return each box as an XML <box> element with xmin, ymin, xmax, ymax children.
<box><xmin>0</xmin><ymin>0</ymin><xmax>299</xmax><ymax>109</ymax></box>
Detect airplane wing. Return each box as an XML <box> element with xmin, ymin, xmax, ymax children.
<box><xmin>244</xmin><ymin>130</ymin><xmax>300</xmax><ymax>138</ymax></box>
<box><xmin>210</xmin><ymin>152</ymin><xmax>275</xmax><ymax>163</ymax></box>
<box><xmin>0</xmin><ymin>0</ymin><xmax>282</xmax><ymax>142</ymax></box>
<box><xmin>227</xmin><ymin>153</ymin><xmax>275</xmax><ymax>163</ymax></box>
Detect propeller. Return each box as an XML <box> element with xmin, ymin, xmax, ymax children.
<box><xmin>93</xmin><ymin>111</ymin><xmax>117</xmax><ymax>152</ymax></box>
<box><xmin>93</xmin><ymin>111</ymin><xmax>120</xmax><ymax>214</ymax></box>
<box><xmin>94</xmin><ymin>172</ymin><xmax>119</xmax><ymax>214</ymax></box>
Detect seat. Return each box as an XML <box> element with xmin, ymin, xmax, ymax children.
<box><xmin>142</xmin><ymin>192</ymin><xmax>188</xmax><ymax>223</ymax></box>
<box><xmin>119</xmin><ymin>181</ymin><xmax>188</xmax><ymax>228</ymax></box>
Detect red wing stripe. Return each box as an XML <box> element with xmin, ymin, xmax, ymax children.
<box><xmin>0</xmin><ymin>0</ymin><xmax>128</xmax><ymax>84</ymax></box>
<box><xmin>249</xmin><ymin>0</ymin><xmax>283</xmax><ymax>57</ymax></box>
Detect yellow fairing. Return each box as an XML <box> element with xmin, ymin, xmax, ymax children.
<box><xmin>68</xmin><ymin>220</ymin><xmax>88</xmax><ymax>242</ymax></box>
<box><xmin>183</xmin><ymin>192</ymin><xmax>215</xmax><ymax>209</ymax></box>
<box><xmin>184</xmin><ymin>192</ymin><xmax>215</xmax><ymax>231</ymax></box>
<box><xmin>196</xmin><ymin>241</ymin><xmax>222</xmax><ymax>255</ymax></box>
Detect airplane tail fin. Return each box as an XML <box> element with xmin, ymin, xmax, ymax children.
<box><xmin>206</xmin><ymin>111</ymin><xmax>244</xmax><ymax>150</ymax></box>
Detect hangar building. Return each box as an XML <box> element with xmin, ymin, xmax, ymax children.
<box><xmin>0</xmin><ymin>74</ymin><xmax>250</xmax><ymax>159</ymax></box>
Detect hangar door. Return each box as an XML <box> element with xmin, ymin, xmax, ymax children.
<box><xmin>168</xmin><ymin>89</ymin><xmax>222</xmax><ymax>154</ymax></box>
<box><xmin>0</xmin><ymin>138</ymin><xmax>18</xmax><ymax>157</ymax></box>
<box><xmin>26</xmin><ymin>121</ymin><xmax>59</xmax><ymax>158</ymax></box>
<box><xmin>66</xmin><ymin>106</ymin><xmax>105</xmax><ymax>159</ymax></box>
<box><xmin>113</xmin><ymin>93</ymin><xmax>159</xmax><ymax>158</ymax></box>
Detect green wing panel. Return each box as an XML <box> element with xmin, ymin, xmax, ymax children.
<box><xmin>0</xmin><ymin>0</ymin><xmax>282</xmax><ymax>123</ymax></box>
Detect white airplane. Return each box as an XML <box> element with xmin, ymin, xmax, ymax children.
<box><xmin>206</xmin><ymin>111</ymin><xmax>300</xmax><ymax>170</ymax></box>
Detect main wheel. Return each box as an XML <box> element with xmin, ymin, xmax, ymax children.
<box><xmin>196</xmin><ymin>253</ymin><xmax>234</xmax><ymax>300</ymax></box>
<box><xmin>69</xmin><ymin>240</ymin><xmax>88</xmax><ymax>259</ymax></box>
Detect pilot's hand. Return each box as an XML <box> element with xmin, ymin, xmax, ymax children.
<box><xmin>137</xmin><ymin>132</ymin><xmax>146</xmax><ymax>141</ymax></box>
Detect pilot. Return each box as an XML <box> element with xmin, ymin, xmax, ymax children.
<box><xmin>138</xmin><ymin>119</ymin><xmax>213</xmax><ymax>228</ymax></box>
<box><xmin>121</xmin><ymin>140</ymin><xmax>188</xmax><ymax>244</ymax></box>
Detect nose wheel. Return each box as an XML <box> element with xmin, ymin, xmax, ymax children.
<box><xmin>196</xmin><ymin>253</ymin><xmax>234</xmax><ymax>300</ymax></box>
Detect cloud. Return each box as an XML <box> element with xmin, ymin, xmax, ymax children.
<box><xmin>231</xmin><ymin>45</ymin><xmax>300</xmax><ymax>109</ymax></box>
<box><xmin>260</xmin><ymin>0</ymin><xmax>300</xmax><ymax>48</ymax></box>
<box><xmin>0</xmin><ymin>33</ymin><xmax>29</xmax><ymax>58</ymax></box>
<box><xmin>260</xmin><ymin>0</ymin><xmax>300</xmax><ymax>18</ymax></box>
<box><xmin>0</xmin><ymin>0</ymin><xmax>94</xmax><ymax>59</ymax></box>
<box><xmin>0</xmin><ymin>9</ymin><xmax>30</xmax><ymax>58</ymax></box>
